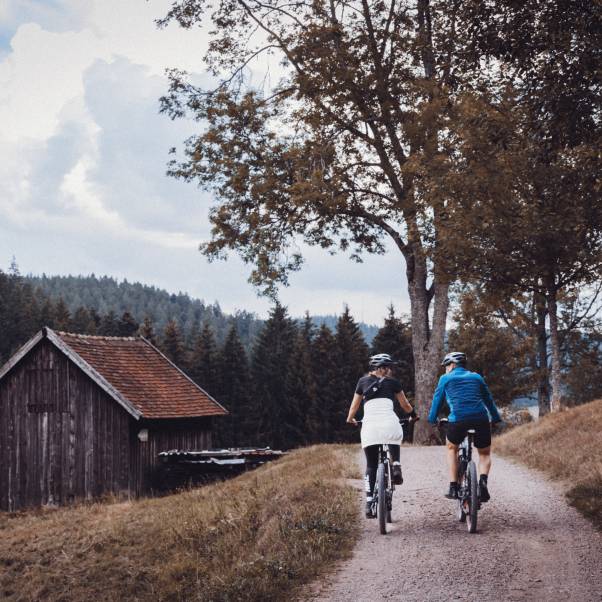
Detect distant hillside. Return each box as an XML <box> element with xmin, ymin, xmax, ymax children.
<box><xmin>25</xmin><ymin>274</ymin><xmax>378</xmax><ymax>345</ymax></box>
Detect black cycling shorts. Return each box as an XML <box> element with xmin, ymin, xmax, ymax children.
<box><xmin>446</xmin><ymin>419</ymin><xmax>491</xmax><ymax>448</ymax></box>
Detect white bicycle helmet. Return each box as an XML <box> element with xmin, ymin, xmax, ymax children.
<box><xmin>441</xmin><ymin>351</ymin><xmax>467</xmax><ymax>366</ymax></box>
<box><xmin>369</xmin><ymin>353</ymin><xmax>399</xmax><ymax>368</ymax></box>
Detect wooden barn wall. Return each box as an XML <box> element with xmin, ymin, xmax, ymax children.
<box><xmin>0</xmin><ymin>340</ymin><xmax>131</xmax><ymax>511</ymax></box>
<box><xmin>130</xmin><ymin>418</ymin><xmax>212</xmax><ymax>495</ymax></box>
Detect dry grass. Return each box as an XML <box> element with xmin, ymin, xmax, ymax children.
<box><xmin>495</xmin><ymin>398</ymin><xmax>602</xmax><ymax>529</ymax></box>
<box><xmin>0</xmin><ymin>444</ymin><xmax>361</xmax><ymax>602</ymax></box>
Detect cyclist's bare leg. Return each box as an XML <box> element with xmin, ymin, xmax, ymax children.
<box><xmin>446</xmin><ymin>440</ymin><xmax>459</xmax><ymax>482</ymax></box>
<box><xmin>477</xmin><ymin>446</ymin><xmax>491</xmax><ymax>475</ymax></box>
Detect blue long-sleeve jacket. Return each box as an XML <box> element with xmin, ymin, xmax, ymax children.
<box><xmin>428</xmin><ymin>366</ymin><xmax>502</xmax><ymax>424</ymax></box>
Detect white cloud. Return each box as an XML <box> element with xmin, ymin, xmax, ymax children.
<box><xmin>0</xmin><ymin>0</ymin><xmax>411</xmax><ymax>324</ymax></box>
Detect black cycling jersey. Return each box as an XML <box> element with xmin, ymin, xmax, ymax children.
<box><xmin>355</xmin><ymin>375</ymin><xmax>403</xmax><ymax>405</ymax></box>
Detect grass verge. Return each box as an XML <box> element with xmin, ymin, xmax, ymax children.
<box><xmin>0</xmin><ymin>444</ymin><xmax>361</xmax><ymax>601</ymax></box>
<box><xmin>495</xmin><ymin>398</ymin><xmax>602</xmax><ymax>529</ymax></box>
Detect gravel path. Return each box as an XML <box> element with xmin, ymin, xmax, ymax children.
<box><xmin>306</xmin><ymin>446</ymin><xmax>601</xmax><ymax>602</ymax></box>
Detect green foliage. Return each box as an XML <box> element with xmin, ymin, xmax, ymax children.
<box><xmin>332</xmin><ymin>307</ymin><xmax>370</xmax><ymax>442</ymax></box>
<box><xmin>214</xmin><ymin>325</ymin><xmax>252</xmax><ymax>447</ymax></box>
<box><xmin>371</xmin><ymin>305</ymin><xmax>414</xmax><ymax>397</ymax></box>
<box><xmin>285</xmin><ymin>315</ymin><xmax>317</xmax><ymax>447</ymax></box>
<box><xmin>249</xmin><ymin>305</ymin><xmax>298</xmax><ymax>449</ymax></box>
<box><xmin>310</xmin><ymin>324</ymin><xmax>339</xmax><ymax>443</ymax></box>
<box><xmin>26</xmin><ymin>274</ymin><xmax>263</xmax><ymax>350</ymax></box>
<box><xmin>188</xmin><ymin>323</ymin><xmax>220</xmax><ymax>398</ymax></box>
<box><xmin>161</xmin><ymin>319</ymin><xmax>186</xmax><ymax>366</ymax></box>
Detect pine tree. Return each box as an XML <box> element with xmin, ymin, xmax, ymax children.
<box><xmin>371</xmin><ymin>305</ymin><xmax>414</xmax><ymax>397</ymax></box>
<box><xmin>310</xmin><ymin>324</ymin><xmax>339</xmax><ymax>443</ymax></box>
<box><xmin>215</xmin><ymin>325</ymin><xmax>252</xmax><ymax>447</ymax></box>
<box><xmin>161</xmin><ymin>319</ymin><xmax>185</xmax><ymax>366</ymax></box>
<box><xmin>189</xmin><ymin>323</ymin><xmax>220</xmax><ymax>397</ymax></box>
<box><xmin>333</xmin><ymin>306</ymin><xmax>370</xmax><ymax>442</ymax></box>
<box><xmin>250</xmin><ymin>304</ymin><xmax>297</xmax><ymax>449</ymax></box>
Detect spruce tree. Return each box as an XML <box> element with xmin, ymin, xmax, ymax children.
<box><xmin>310</xmin><ymin>324</ymin><xmax>339</xmax><ymax>443</ymax></box>
<box><xmin>99</xmin><ymin>310</ymin><xmax>120</xmax><ymax>336</ymax></box>
<box><xmin>371</xmin><ymin>305</ymin><xmax>414</xmax><ymax>397</ymax></box>
<box><xmin>71</xmin><ymin>307</ymin><xmax>93</xmax><ymax>334</ymax></box>
<box><xmin>39</xmin><ymin>298</ymin><xmax>55</xmax><ymax>329</ymax></box>
<box><xmin>118</xmin><ymin>311</ymin><xmax>139</xmax><ymax>337</ymax></box>
<box><xmin>161</xmin><ymin>319</ymin><xmax>185</xmax><ymax>366</ymax></box>
<box><xmin>215</xmin><ymin>324</ymin><xmax>252</xmax><ymax>447</ymax></box>
<box><xmin>53</xmin><ymin>297</ymin><xmax>71</xmax><ymax>332</ymax></box>
<box><xmin>250</xmin><ymin>304</ymin><xmax>297</xmax><ymax>449</ymax></box>
<box><xmin>284</xmin><ymin>314</ymin><xmax>316</xmax><ymax>447</ymax></box>
<box><xmin>189</xmin><ymin>323</ymin><xmax>220</xmax><ymax>397</ymax></box>
<box><xmin>139</xmin><ymin>315</ymin><xmax>156</xmax><ymax>344</ymax></box>
<box><xmin>333</xmin><ymin>307</ymin><xmax>370</xmax><ymax>442</ymax></box>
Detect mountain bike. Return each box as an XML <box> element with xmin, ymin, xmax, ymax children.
<box><xmin>439</xmin><ymin>418</ymin><xmax>480</xmax><ymax>533</ymax></box>
<box><xmin>357</xmin><ymin>418</ymin><xmax>415</xmax><ymax>535</ymax></box>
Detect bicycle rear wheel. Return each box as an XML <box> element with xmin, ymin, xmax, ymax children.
<box><xmin>377</xmin><ymin>463</ymin><xmax>387</xmax><ymax>534</ymax></box>
<box><xmin>467</xmin><ymin>461</ymin><xmax>478</xmax><ymax>533</ymax></box>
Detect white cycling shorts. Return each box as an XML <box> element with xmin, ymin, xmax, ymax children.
<box><xmin>360</xmin><ymin>397</ymin><xmax>404</xmax><ymax>448</ymax></box>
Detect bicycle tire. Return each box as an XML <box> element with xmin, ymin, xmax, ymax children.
<box><xmin>457</xmin><ymin>465</ymin><xmax>467</xmax><ymax>522</ymax></box>
<box><xmin>467</xmin><ymin>461</ymin><xmax>478</xmax><ymax>533</ymax></box>
<box><xmin>377</xmin><ymin>463</ymin><xmax>387</xmax><ymax>534</ymax></box>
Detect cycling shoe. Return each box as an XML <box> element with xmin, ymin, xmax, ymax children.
<box><xmin>365</xmin><ymin>501</ymin><xmax>376</xmax><ymax>518</ymax></box>
<box><xmin>445</xmin><ymin>484</ymin><xmax>459</xmax><ymax>499</ymax></box>
<box><xmin>479</xmin><ymin>482</ymin><xmax>491</xmax><ymax>502</ymax></box>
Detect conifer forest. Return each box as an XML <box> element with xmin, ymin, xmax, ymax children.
<box><xmin>2</xmin><ymin>263</ymin><xmax>601</xmax><ymax>450</ymax></box>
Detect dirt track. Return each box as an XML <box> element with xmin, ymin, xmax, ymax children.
<box><xmin>306</xmin><ymin>446</ymin><xmax>602</xmax><ymax>602</ymax></box>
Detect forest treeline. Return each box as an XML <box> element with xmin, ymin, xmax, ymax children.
<box><xmin>2</xmin><ymin>263</ymin><xmax>601</xmax><ymax>449</ymax></box>
<box><xmin>25</xmin><ymin>273</ymin><xmax>379</xmax><ymax>349</ymax></box>
<box><xmin>0</xmin><ymin>264</ymin><xmax>410</xmax><ymax>448</ymax></box>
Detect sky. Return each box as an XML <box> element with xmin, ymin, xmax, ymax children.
<box><xmin>0</xmin><ymin>0</ymin><xmax>410</xmax><ymax>324</ymax></box>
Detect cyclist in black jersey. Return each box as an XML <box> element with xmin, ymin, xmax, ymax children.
<box><xmin>347</xmin><ymin>353</ymin><xmax>417</xmax><ymax>518</ymax></box>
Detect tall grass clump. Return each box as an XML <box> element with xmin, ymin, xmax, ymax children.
<box><xmin>0</xmin><ymin>444</ymin><xmax>360</xmax><ymax>601</ymax></box>
<box><xmin>495</xmin><ymin>398</ymin><xmax>602</xmax><ymax>529</ymax></box>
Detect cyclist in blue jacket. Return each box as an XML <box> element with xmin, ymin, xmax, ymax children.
<box><xmin>428</xmin><ymin>352</ymin><xmax>502</xmax><ymax>502</ymax></box>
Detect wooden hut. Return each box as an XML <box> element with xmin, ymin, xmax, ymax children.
<box><xmin>0</xmin><ymin>327</ymin><xmax>227</xmax><ymax>511</ymax></box>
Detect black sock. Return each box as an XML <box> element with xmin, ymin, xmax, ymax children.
<box><xmin>449</xmin><ymin>481</ymin><xmax>458</xmax><ymax>488</ymax></box>
<box><xmin>480</xmin><ymin>474</ymin><xmax>488</xmax><ymax>483</ymax></box>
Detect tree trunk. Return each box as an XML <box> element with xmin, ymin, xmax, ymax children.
<box><xmin>535</xmin><ymin>292</ymin><xmax>550</xmax><ymax>417</ymax></box>
<box><xmin>406</xmin><ymin>255</ymin><xmax>449</xmax><ymax>443</ymax></box>
<box><xmin>547</xmin><ymin>289</ymin><xmax>563</xmax><ymax>412</ymax></box>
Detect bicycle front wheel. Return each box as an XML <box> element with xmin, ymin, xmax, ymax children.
<box><xmin>467</xmin><ymin>461</ymin><xmax>478</xmax><ymax>533</ymax></box>
<box><xmin>377</xmin><ymin>463</ymin><xmax>387</xmax><ymax>534</ymax></box>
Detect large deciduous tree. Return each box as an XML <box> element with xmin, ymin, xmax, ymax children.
<box><xmin>438</xmin><ymin>1</ymin><xmax>602</xmax><ymax>411</ymax></box>
<box><xmin>159</xmin><ymin>1</ymin><xmax>479</xmax><ymax>439</ymax></box>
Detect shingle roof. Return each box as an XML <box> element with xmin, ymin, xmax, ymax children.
<box><xmin>52</xmin><ymin>330</ymin><xmax>227</xmax><ymax>419</ymax></box>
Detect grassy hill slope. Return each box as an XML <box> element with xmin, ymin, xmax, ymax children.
<box><xmin>0</xmin><ymin>445</ymin><xmax>359</xmax><ymax>601</ymax></box>
<box><xmin>495</xmin><ymin>398</ymin><xmax>602</xmax><ymax>529</ymax></box>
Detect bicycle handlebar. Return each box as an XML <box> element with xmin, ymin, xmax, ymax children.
<box><xmin>351</xmin><ymin>416</ymin><xmax>420</xmax><ymax>426</ymax></box>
